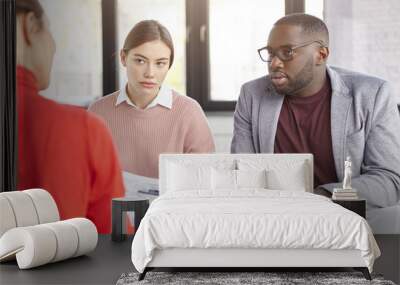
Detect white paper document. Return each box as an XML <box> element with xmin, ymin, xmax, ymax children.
<box><xmin>122</xmin><ymin>171</ymin><xmax>159</xmax><ymax>200</ymax></box>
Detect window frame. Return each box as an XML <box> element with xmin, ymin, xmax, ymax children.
<box><xmin>1</xmin><ymin>0</ymin><xmax>17</xmax><ymax>192</ymax></box>
<box><xmin>102</xmin><ymin>0</ymin><xmax>118</xmax><ymax>95</ymax></box>
<box><xmin>188</xmin><ymin>0</ymin><xmax>305</xmax><ymax>111</ymax></box>
<box><xmin>102</xmin><ymin>0</ymin><xmax>305</xmax><ymax>111</ymax></box>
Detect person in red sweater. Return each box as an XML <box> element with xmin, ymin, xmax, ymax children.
<box><xmin>16</xmin><ymin>0</ymin><xmax>125</xmax><ymax>233</ymax></box>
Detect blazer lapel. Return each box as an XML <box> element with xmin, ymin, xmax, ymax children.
<box><xmin>258</xmin><ymin>84</ymin><xmax>284</xmax><ymax>153</ymax></box>
<box><xmin>328</xmin><ymin>67</ymin><xmax>352</xmax><ymax>181</ymax></box>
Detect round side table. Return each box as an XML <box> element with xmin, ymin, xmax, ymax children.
<box><xmin>112</xmin><ymin>197</ymin><xmax>149</xmax><ymax>242</ymax></box>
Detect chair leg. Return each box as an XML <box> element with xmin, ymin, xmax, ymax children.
<box><xmin>354</xmin><ymin>267</ymin><xmax>371</xmax><ymax>280</ymax></box>
<box><xmin>138</xmin><ymin>268</ymin><xmax>147</xmax><ymax>281</ymax></box>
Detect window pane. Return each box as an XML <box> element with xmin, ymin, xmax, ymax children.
<box><xmin>305</xmin><ymin>0</ymin><xmax>324</xmax><ymax>19</ymax></box>
<box><xmin>40</xmin><ymin>0</ymin><xmax>102</xmax><ymax>106</ymax></box>
<box><xmin>117</xmin><ymin>0</ymin><xmax>186</xmax><ymax>95</ymax></box>
<box><xmin>209</xmin><ymin>0</ymin><xmax>284</xmax><ymax>101</ymax></box>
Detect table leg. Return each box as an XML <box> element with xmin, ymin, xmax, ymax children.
<box><xmin>112</xmin><ymin>201</ymin><xmax>124</xmax><ymax>241</ymax></box>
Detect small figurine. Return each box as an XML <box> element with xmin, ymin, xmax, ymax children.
<box><xmin>342</xmin><ymin>156</ymin><xmax>352</xmax><ymax>190</ymax></box>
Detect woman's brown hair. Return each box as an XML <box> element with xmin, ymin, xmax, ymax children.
<box><xmin>16</xmin><ymin>0</ymin><xmax>44</xmax><ymax>28</ymax></box>
<box><xmin>122</xmin><ymin>20</ymin><xmax>174</xmax><ymax>68</ymax></box>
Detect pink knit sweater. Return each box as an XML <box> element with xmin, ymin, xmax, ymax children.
<box><xmin>88</xmin><ymin>91</ymin><xmax>215</xmax><ymax>178</ymax></box>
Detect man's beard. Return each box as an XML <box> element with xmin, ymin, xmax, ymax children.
<box><xmin>272</xmin><ymin>57</ymin><xmax>314</xmax><ymax>96</ymax></box>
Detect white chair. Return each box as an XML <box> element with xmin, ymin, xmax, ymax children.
<box><xmin>0</xmin><ymin>189</ymin><xmax>98</xmax><ymax>269</ymax></box>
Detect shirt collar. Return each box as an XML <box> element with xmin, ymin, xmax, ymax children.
<box><xmin>115</xmin><ymin>83</ymin><xmax>173</xmax><ymax>110</ymax></box>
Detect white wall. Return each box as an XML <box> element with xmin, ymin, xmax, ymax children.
<box><xmin>39</xmin><ymin>0</ymin><xmax>103</xmax><ymax>106</ymax></box>
<box><xmin>206</xmin><ymin>113</ymin><xmax>234</xmax><ymax>153</ymax></box>
<box><xmin>325</xmin><ymin>0</ymin><xmax>400</xmax><ymax>103</ymax></box>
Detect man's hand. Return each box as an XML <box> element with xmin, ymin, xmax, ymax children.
<box><xmin>313</xmin><ymin>187</ymin><xmax>332</xmax><ymax>198</ymax></box>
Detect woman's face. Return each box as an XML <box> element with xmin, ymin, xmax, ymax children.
<box><xmin>121</xmin><ymin>40</ymin><xmax>171</xmax><ymax>98</ymax></box>
<box><xmin>19</xmin><ymin>13</ymin><xmax>56</xmax><ymax>90</ymax></box>
<box><xmin>33</xmin><ymin>16</ymin><xmax>56</xmax><ymax>90</ymax></box>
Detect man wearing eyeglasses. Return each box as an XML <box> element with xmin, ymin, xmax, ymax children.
<box><xmin>231</xmin><ymin>13</ymin><xmax>400</xmax><ymax>210</ymax></box>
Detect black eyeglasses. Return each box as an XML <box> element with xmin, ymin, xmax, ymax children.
<box><xmin>258</xmin><ymin>40</ymin><xmax>326</xmax><ymax>63</ymax></box>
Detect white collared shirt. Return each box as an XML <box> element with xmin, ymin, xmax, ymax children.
<box><xmin>115</xmin><ymin>83</ymin><xmax>173</xmax><ymax>110</ymax></box>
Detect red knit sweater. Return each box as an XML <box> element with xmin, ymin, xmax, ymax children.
<box><xmin>17</xmin><ymin>66</ymin><xmax>125</xmax><ymax>233</ymax></box>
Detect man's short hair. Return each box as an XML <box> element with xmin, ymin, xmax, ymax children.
<box><xmin>274</xmin><ymin>13</ymin><xmax>329</xmax><ymax>46</ymax></box>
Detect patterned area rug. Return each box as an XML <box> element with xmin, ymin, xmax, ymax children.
<box><xmin>116</xmin><ymin>271</ymin><xmax>396</xmax><ymax>285</ymax></box>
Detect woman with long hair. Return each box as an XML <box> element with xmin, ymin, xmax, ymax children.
<box><xmin>89</xmin><ymin>20</ymin><xmax>215</xmax><ymax>179</ymax></box>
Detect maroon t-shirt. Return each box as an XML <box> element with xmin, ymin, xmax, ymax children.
<box><xmin>274</xmin><ymin>77</ymin><xmax>338</xmax><ymax>187</ymax></box>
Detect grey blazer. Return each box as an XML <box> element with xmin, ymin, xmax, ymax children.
<box><xmin>231</xmin><ymin>66</ymin><xmax>400</xmax><ymax>208</ymax></box>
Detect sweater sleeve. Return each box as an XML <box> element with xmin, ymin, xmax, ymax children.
<box><xmin>85</xmin><ymin>113</ymin><xmax>125</xmax><ymax>234</ymax></box>
<box><xmin>183</xmin><ymin>101</ymin><xmax>215</xmax><ymax>153</ymax></box>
